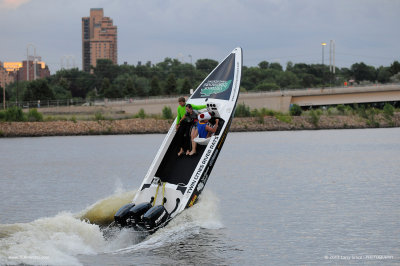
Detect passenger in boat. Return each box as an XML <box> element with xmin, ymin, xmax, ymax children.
<box><xmin>188</xmin><ymin>112</ymin><xmax>219</xmax><ymax>156</ymax></box>
<box><xmin>175</xmin><ymin>97</ymin><xmax>187</xmax><ymax>130</ymax></box>
<box><xmin>176</xmin><ymin>101</ymin><xmax>206</xmax><ymax>156</ymax></box>
<box><xmin>175</xmin><ymin>97</ymin><xmax>206</xmax><ymax>130</ymax></box>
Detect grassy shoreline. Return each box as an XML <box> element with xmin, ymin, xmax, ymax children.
<box><xmin>1</xmin><ymin>113</ymin><xmax>399</xmax><ymax>138</ymax></box>
<box><xmin>1</xmin><ymin>104</ymin><xmax>399</xmax><ymax>137</ymax></box>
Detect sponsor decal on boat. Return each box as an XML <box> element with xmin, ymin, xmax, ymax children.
<box><xmin>189</xmin><ymin>194</ymin><xmax>197</xmax><ymax>207</ymax></box>
<box><xmin>200</xmin><ymin>80</ymin><xmax>232</xmax><ymax>97</ymax></box>
<box><xmin>187</xmin><ymin>136</ymin><xmax>219</xmax><ymax>195</ymax></box>
<box><xmin>155</xmin><ymin>210</ymin><xmax>166</xmax><ymax>224</ymax></box>
<box><xmin>197</xmin><ymin>172</ymin><xmax>208</xmax><ymax>192</ymax></box>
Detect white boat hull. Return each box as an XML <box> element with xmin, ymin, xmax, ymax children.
<box><xmin>114</xmin><ymin>48</ymin><xmax>243</xmax><ymax>232</ymax></box>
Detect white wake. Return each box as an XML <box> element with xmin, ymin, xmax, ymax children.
<box><xmin>0</xmin><ymin>189</ymin><xmax>222</xmax><ymax>266</ymax></box>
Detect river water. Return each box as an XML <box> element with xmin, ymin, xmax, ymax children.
<box><xmin>0</xmin><ymin>129</ymin><xmax>399</xmax><ymax>265</ymax></box>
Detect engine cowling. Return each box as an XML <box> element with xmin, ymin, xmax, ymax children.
<box><xmin>143</xmin><ymin>205</ymin><xmax>169</xmax><ymax>231</ymax></box>
<box><xmin>127</xmin><ymin>202</ymin><xmax>152</xmax><ymax>226</ymax></box>
<box><xmin>114</xmin><ymin>203</ymin><xmax>135</xmax><ymax>226</ymax></box>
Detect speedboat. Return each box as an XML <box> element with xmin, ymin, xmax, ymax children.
<box><xmin>114</xmin><ymin>47</ymin><xmax>242</xmax><ymax>232</ymax></box>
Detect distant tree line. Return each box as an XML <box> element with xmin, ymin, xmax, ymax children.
<box><xmin>2</xmin><ymin>58</ymin><xmax>400</xmax><ymax>103</ymax></box>
<box><xmin>242</xmin><ymin>60</ymin><xmax>400</xmax><ymax>91</ymax></box>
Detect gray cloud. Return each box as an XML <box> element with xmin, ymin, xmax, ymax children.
<box><xmin>0</xmin><ymin>0</ymin><xmax>399</xmax><ymax>73</ymax></box>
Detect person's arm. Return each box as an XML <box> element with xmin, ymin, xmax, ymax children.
<box><xmin>206</xmin><ymin>119</ymin><xmax>219</xmax><ymax>133</ymax></box>
<box><xmin>176</xmin><ymin>107</ymin><xmax>183</xmax><ymax>129</ymax></box>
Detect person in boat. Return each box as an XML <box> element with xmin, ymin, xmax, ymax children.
<box><xmin>188</xmin><ymin>112</ymin><xmax>219</xmax><ymax>156</ymax></box>
<box><xmin>176</xmin><ymin>100</ymin><xmax>206</xmax><ymax>156</ymax></box>
<box><xmin>175</xmin><ymin>97</ymin><xmax>187</xmax><ymax>130</ymax></box>
<box><xmin>175</xmin><ymin>97</ymin><xmax>206</xmax><ymax>130</ymax></box>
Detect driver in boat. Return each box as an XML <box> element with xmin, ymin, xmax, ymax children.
<box><xmin>188</xmin><ymin>112</ymin><xmax>219</xmax><ymax>156</ymax></box>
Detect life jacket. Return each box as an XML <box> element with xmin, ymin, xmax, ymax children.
<box><xmin>197</xmin><ymin>121</ymin><xmax>208</xmax><ymax>138</ymax></box>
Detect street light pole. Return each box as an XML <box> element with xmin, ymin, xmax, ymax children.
<box><xmin>321</xmin><ymin>42</ymin><xmax>326</xmax><ymax>65</ymax></box>
<box><xmin>321</xmin><ymin>42</ymin><xmax>327</xmax><ymax>89</ymax></box>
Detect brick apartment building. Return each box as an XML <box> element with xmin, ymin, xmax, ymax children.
<box><xmin>82</xmin><ymin>8</ymin><xmax>118</xmax><ymax>72</ymax></box>
<box><xmin>17</xmin><ymin>60</ymin><xmax>50</xmax><ymax>81</ymax></box>
<box><xmin>0</xmin><ymin>60</ymin><xmax>50</xmax><ymax>89</ymax></box>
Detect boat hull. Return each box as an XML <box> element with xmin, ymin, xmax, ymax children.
<box><xmin>114</xmin><ymin>48</ymin><xmax>242</xmax><ymax>232</ymax></box>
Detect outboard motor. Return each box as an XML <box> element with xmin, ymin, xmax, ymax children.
<box><xmin>143</xmin><ymin>205</ymin><xmax>169</xmax><ymax>231</ymax></box>
<box><xmin>114</xmin><ymin>203</ymin><xmax>135</xmax><ymax>226</ymax></box>
<box><xmin>127</xmin><ymin>202</ymin><xmax>152</xmax><ymax>227</ymax></box>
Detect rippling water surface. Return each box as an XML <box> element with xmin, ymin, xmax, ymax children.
<box><xmin>1</xmin><ymin>129</ymin><xmax>399</xmax><ymax>265</ymax></box>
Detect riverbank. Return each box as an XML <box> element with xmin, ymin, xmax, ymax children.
<box><xmin>1</xmin><ymin>113</ymin><xmax>399</xmax><ymax>137</ymax></box>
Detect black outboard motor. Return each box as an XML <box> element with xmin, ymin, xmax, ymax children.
<box><xmin>114</xmin><ymin>203</ymin><xmax>135</xmax><ymax>226</ymax></box>
<box><xmin>127</xmin><ymin>202</ymin><xmax>152</xmax><ymax>227</ymax></box>
<box><xmin>143</xmin><ymin>205</ymin><xmax>169</xmax><ymax>231</ymax></box>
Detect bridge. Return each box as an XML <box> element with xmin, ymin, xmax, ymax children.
<box><xmin>35</xmin><ymin>84</ymin><xmax>400</xmax><ymax>115</ymax></box>
<box><xmin>239</xmin><ymin>84</ymin><xmax>400</xmax><ymax>112</ymax></box>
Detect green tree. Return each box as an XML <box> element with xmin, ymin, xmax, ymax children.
<box><xmin>135</xmin><ymin>63</ymin><xmax>152</xmax><ymax>79</ymax></box>
<box><xmin>23</xmin><ymin>79</ymin><xmax>55</xmax><ymax>101</ymax></box>
<box><xmin>93</xmin><ymin>59</ymin><xmax>119</xmax><ymax>82</ymax></box>
<box><xmin>125</xmin><ymin>76</ymin><xmax>136</xmax><ymax>96</ymax></box>
<box><xmin>276</xmin><ymin>71</ymin><xmax>300</xmax><ymax>88</ymax></box>
<box><xmin>286</xmin><ymin>61</ymin><xmax>294</xmax><ymax>71</ymax></box>
<box><xmin>351</xmin><ymin>62</ymin><xmax>376</xmax><ymax>83</ymax></box>
<box><xmin>53</xmin><ymin>85</ymin><xmax>72</xmax><ymax>99</ymax></box>
<box><xmin>100</xmin><ymin>78</ymin><xmax>111</xmax><ymax>96</ymax></box>
<box><xmin>269</xmin><ymin>62</ymin><xmax>283</xmax><ymax>71</ymax></box>
<box><xmin>258</xmin><ymin>61</ymin><xmax>269</xmax><ymax>69</ymax></box>
<box><xmin>377</xmin><ymin>66</ymin><xmax>392</xmax><ymax>83</ymax></box>
<box><xmin>180</xmin><ymin>77</ymin><xmax>192</xmax><ymax>94</ymax></box>
<box><xmin>300</xmin><ymin>73</ymin><xmax>317</xmax><ymax>88</ymax></box>
<box><xmin>195</xmin><ymin>59</ymin><xmax>218</xmax><ymax>73</ymax></box>
<box><xmin>165</xmin><ymin>73</ymin><xmax>177</xmax><ymax>95</ymax></box>
<box><xmin>149</xmin><ymin>76</ymin><xmax>161</xmax><ymax>96</ymax></box>
<box><xmin>390</xmin><ymin>61</ymin><xmax>400</xmax><ymax>75</ymax></box>
<box><xmin>113</xmin><ymin>74</ymin><xmax>136</xmax><ymax>97</ymax></box>
<box><xmin>135</xmin><ymin>77</ymin><xmax>149</xmax><ymax>97</ymax></box>
<box><xmin>339</xmin><ymin>67</ymin><xmax>353</xmax><ymax>82</ymax></box>
<box><xmin>50</xmin><ymin>68</ymin><xmax>94</xmax><ymax>98</ymax></box>
<box><xmin>241</xmin><ymin>67</ymin><xmax>265</xmax><ymax>90</ymax></box>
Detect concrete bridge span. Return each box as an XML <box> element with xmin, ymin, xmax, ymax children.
<box><xmin>37</xmin><ymin>84</ymin><xmax>400</xmax><ymax>115</ymax></box>
<box><xmin>239</xmin><ymin>84</ymin><xmax>400</xmax><ymax>112</ymax></box>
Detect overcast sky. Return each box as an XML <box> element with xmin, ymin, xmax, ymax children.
<box><xmin>0</xmin><ymin>0</ymin><xmax>399</xmax><ymax>73</ymax></box>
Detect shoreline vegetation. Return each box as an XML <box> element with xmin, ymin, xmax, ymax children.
<box><xmin>0</xmin><ymin>103</ymin><xmax>399</xmax><ymax>138</ymax></box>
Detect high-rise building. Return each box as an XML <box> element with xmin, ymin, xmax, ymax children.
<box><xmin>82</xmin><ymin>8</ymin><xmax>118</xmax><ymax>72</ymax></box>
